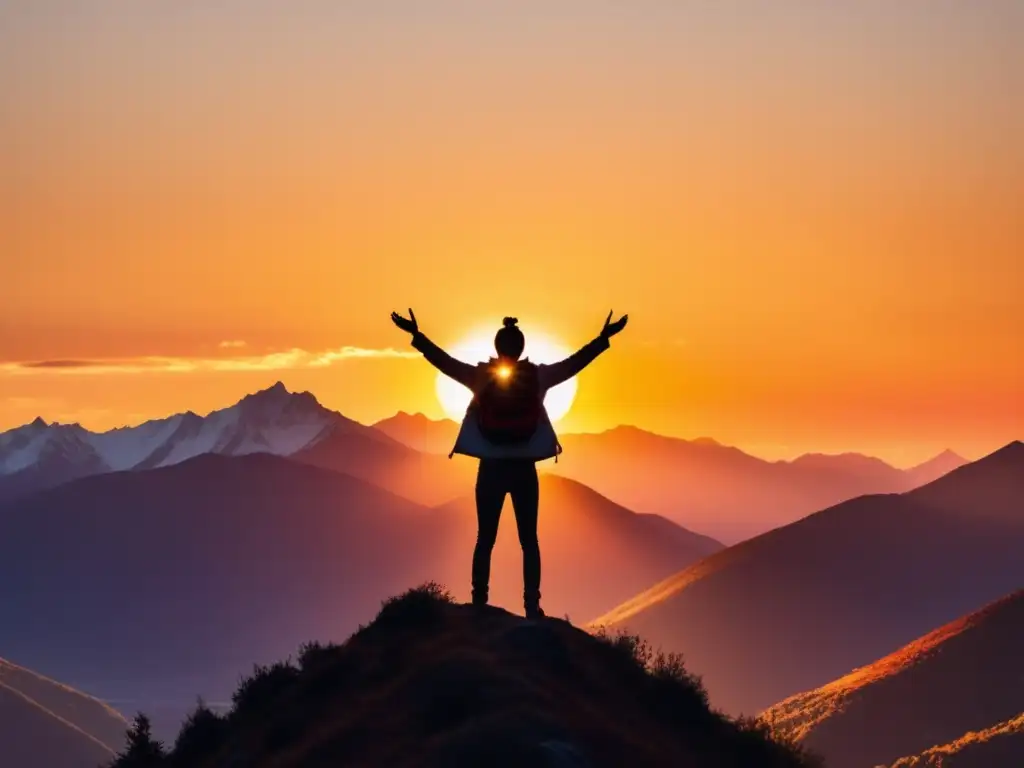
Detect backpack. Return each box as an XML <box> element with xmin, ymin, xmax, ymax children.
<box><xmin>476</xmin><ymin>360</ymin><xmax>543</xmax><ymax>445</ymax></box>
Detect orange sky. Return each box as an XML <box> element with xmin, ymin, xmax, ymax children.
<box><xmin>1</xmin><ymin>3</ymin><xmax>1021</xmax><ymax>465</ymax></box>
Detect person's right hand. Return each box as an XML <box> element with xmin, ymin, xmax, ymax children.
<box><xmin>391</xmin><ymin>308</ymin><xmax>418</xmax><ymax>335</ymax></box>
<box><xmin>600</xmin><ymin>310</ymin><xmax>628</xmax><ymax>339</ymax></box>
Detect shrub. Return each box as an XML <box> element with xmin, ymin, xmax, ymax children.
<box><xmin>170</xmin><ymin>699</ymin><xmax>226</xmax><ymax>766</ymax></box>
<box><xmin>297</xmin><ymin>640</ymin><xmax>343</xmax><ymax>674</ymax></box>
<box><xmin>592</xmin><ymin>627</ymin><xmax>653</xmax><ymax>672</ymax></box>
<box><xmin>108</xmin><ymin>713</ymin><xmax>166</xmax><ymax>767</ymax></box>
<box><xmin>647</xmin><ymin>650</ymin><xmax>710</xmax><ymax>717</ymax></box>
<box><xmin>373</xmin><ymin>581</ymin><xmax>454</xmax><ymax>631</ymax></box>
<box><xmin>231</xmin><ymin>660</ymin><xmax>300</xmax><ymax>721</ymax></box>
<box><xmin>733</xmin><ymin>716</ymin><xmax>824</xmax><ymax>768</ymax></box>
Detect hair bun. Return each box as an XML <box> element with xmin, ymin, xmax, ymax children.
<box><xmin>502</xmin><ymin>317</ymin><xmax>519</xmax><ymax>328</ymax></box>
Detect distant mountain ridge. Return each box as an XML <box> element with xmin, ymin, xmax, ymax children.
<box><xmin>371</xmin><ymin>414</ymin><xmax>968</xmax><ymax>528</ymax></box>
<box><xmin>546</xmin><ymin>425</ymin><xmax>969</xmax><ymax>541</ymax></box>
<box><xmin>1</xmin><ymin>391</ymin><xmax>970</xmax><ymax>537</ymax></box>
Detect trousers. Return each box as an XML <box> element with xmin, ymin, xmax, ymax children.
<box><xmin>472</xmin><ymin>458</ymin><xmax>541</xmax><ymax>606</ymax></box>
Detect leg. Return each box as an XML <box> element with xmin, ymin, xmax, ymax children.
<box><xmin>472</xmin><ymin>460</ymin><xmax>506</xmax><ymax>606</ymax></box>
<box><xmin>508</xmin><ymin>460</ymin><xmax>541</xmax><ymax>614</ymax></box>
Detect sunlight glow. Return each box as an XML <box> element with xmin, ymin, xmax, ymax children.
<box><xmin>436</xmin><ymin>331</ymin><xmax>578</xmax><ymax>423</ymax></box>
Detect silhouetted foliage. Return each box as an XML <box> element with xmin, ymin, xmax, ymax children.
<box><xmin>591</xmin><ymin>627</ymin><xmax>710</xmax><ymax>727</ymax></box>
<box><xmin>590</xmin><ymin>626</ymin><xmax>820</xmax><ymax>764</ymax></box>
<box><xmin>734</xmin><ymin>716</ymin><xmax>825</xmax><ymax>768</ymax></box>
<box><xmin>294</xmin><ymin>639</ymin><xmax>354</xmax><ymax>708</ymax></box>
<box><xmin>231</xmin><ymin>659</ymin><xmax>300</xmax><ymax>722</ymax></box>
<box><xmin>297</xmin><ymin>639</ymin><xmax>343</xmax><ymax>674</ymax></box>
<box><xmin>592</xmin><ymin>628</ymin><xmax>653</xmax><ymax>669</ymax></box>
<box><xmin>169</xmin><ymin>699</ymin><xmax>226</xmax><ymax>767</ymax></box>
<box><xmin>373</xmin><ymin>580</ymin><xmax>453</xmax><ymax>631</ymax></box>
<box><xmin>107</xmin><ymin>713</ymin><xmax>166</xmax><ymax>768</ymax></box>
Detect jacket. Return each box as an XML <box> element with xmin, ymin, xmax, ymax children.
<box><xmin>410</xmin><ymin>331</ymin><xmax>610</xmax><ymax>461</ymax></box>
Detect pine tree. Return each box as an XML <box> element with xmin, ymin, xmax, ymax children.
<box><xmin>109</xmin><ymin>712</ymin><xmax>166</xmax><ymax>767</ymax></box>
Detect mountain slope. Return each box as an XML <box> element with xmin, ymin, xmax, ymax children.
<box><xmin>589</xmin><ymin>442</ymin><xmax>1024</xmax><ymax>716</ymax></box>
<box><xmin>550</xmin><ymin>426</ymin><xmax>952</xmax><ymax>542</ymax></box>
<box><xmin>904</xmin><ymin>449</ymin><xmax>968</xmax><ymax>488</ymax></box>
<box><xmin>292</xmin><ymin>418</ymin><xmax>474</xmax><ymax>506</ymax></box>
<box><xmin>762</xmin><ymin>589</ymin><xmax>1024</xmax><ymax>768</ymax></box>
<box><xmin>0</xmin><ymin>453</ymin><xmax>451</xmax><ymax>732</ymax></box>
<box><xmin>109</xmin><ymin>585</ymin><xmax>818</xmax><ymax>768</ymax></box>
<box><xmin>0</xmin><ymin>656</ymin><xmax>128</xmax><ymax>768</ymax></box>
<box><xmin>372</xmin><ymin>411</ymin><xmax>460</xmax><ymax>455</ymax></box>
<box><xmin>907</xmin><ymin>440</ymin><xmax>1023</xmax><ymax>520</ymax></box>
<box><xmin>432</xmin><ymin>475</ymin><xmax>723</xmax><ymax>620</ymax></box>
<box><xmin>889</xmin><ymin>714</ymin><xmax>1024</xmax><ymax>768</ymax></box>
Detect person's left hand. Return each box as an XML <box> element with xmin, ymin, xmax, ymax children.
<box><xmin>601</xmin><ymin>310</ymin><xmax>628</xmax><ymax>339</ymax></box>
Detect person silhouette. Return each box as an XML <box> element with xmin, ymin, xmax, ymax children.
<box><xmin>391</xmin><ymin>310</ymin><xmax>628</xmax><ymax>619</ymax></box>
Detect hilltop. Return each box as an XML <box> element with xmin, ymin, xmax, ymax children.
<box><xmin>105</xmin><ymin>584</ymin><xmax>819</xmax><ymax>768</ymax></box>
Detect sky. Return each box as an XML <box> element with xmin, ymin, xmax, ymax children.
<box><xmin>1</xmin><ymin>1</ymin><xmax>1021</xmax><ymax>465</ymax></box>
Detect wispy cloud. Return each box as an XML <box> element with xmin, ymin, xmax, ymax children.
<box><xmin>19</xmin><ymin>360</ymin><xmax>104</xmax><ymax>369</ymax></box>
<box><xmin>0</xmin><ymin>346</ymin><xmax>420</xmax><ymax>377</ymax></box>
<box><xmin>218</xmin><ymin>340</ymin><xmax>247</xmax><ymax>349</ymax></box>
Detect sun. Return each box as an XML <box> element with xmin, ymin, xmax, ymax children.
<box><xmin>435</xmin><ymin>331</ymin><xmax>579</xmax><ymax>423</ymax></box>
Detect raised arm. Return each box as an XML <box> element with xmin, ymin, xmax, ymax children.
<box><xmin>411</xmin><ymin>331</ymin><xmax>477</xmax><ymax>390</ymax></box>
<box><xmin>391</xmin><ymin>309</ymin><xmax>477</xmax><ymax>390</ymax></box>
<box><xmin>538</xmin><ymin>336</ymin><xmax>610</xmax><ymax>390</ymax></box>
<box><xmin>538</xmin><ymin>311</ymin><xmax>628</xmax><ymax>390</ymax></box>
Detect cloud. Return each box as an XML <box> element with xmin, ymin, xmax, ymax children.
<box><xmin>19</xmin><ymin>360</ymin><xmax>104</xmax><ymax>369</ymax></box>
<box><xmin>0</xmin><ymin>346</ymin><xmax>420</xmax><ymax>377</ymax></box>
<box><xmin>218</xmin><ymin>340</ymin><xmax>247</xmax><ymax>349</ymax></box>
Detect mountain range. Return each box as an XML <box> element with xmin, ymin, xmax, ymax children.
<box><xmin>1</xmin><ymin>386</ymin><xmax>967</xmax><ymax>544</ymax></box>
<box><xmin>0</xmin><ymin>383</ymin><xmax>1010</xmax><ymax>753</ymax></box>
<box><xmin>0</xmin><ymin>655</ymin><xmax>128</xmax><ymax>768</ymax></box>
<box><xmin>373</xmin><ymin>413</ymin><xmax>967</xmax><ymax>542</ymax></box>
<box><xmin>762</xmin><ymin>588</ymin><xmax>1024</xmax><ymax>768</ymax></box>
<box><xmin>0</xmin><ymin>383</ymin><xmax>472</xmax><ymax>507</ymax></box>
<box><xmin>588</xmin><ymin>440</ymin><xmax>1024</xmax><ymax>716</ymax></box>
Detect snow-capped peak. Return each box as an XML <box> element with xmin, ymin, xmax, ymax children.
<box><xmin>0</xmin><ymin>383</ymin><xmax>372</xmax><ymax>482</ymax></box>
<box><xmin>125</xmin><ymin>383</ymin><xmax>344</xmax><ymax>470</ymax></box>
<box><xmin>0</xmin><ymin>421</ymin><xmax>107</xmax><ymax>475</ymax></box>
